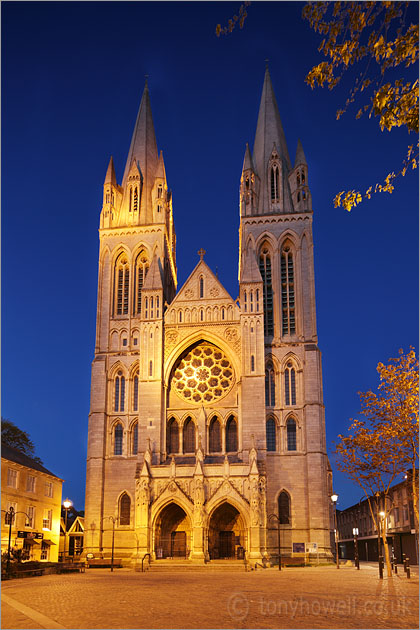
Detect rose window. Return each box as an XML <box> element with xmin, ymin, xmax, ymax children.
<box><xmin>172</xmin><ymin>342</ymin><xmax>235</xmax><ymax>404</ymax></box>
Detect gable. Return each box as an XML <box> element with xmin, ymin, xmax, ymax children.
<box><xmin>167</xmin><ymin>260</ymin><xmax>237</xmax><ymax>312</ymax></box>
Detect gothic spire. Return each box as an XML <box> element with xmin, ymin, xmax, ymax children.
<box><xmin>294</xmin><ymin>138</ymin><xmax>307</xmax><ymax>167</ymax></box>
<box><xmin>104</xmin><ymin>156</ymin><xmax>117</xmax><ymax>186</ymax></box>
<box><xmin>242</xmin><ymin>143</ymin><xmax>254</xmax><ymax>172</ymax></box>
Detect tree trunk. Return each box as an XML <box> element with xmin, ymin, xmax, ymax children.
<box><xmin>381</xmin><ymin>530</ymin><xmax>392</xmax><ymax>577</ymax></box>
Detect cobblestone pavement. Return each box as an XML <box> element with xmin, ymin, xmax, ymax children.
<box><xmin>1</xmin><ymin>564</ymin><xmax>418</xmax><ymax>629</ymax></box>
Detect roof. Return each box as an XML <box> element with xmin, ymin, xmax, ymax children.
<box><xmin>1</xmin><ymin>444</ymin><xmax>63</xmax><ymax>480</ymax></box>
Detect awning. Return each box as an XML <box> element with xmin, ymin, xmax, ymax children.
<box><xmin>23</xmin><ymin>539</ymin><xmax>40</xmax><ymax>545</ymax></box>
<box><xmin>41</xmin><ymin>539</ymin><xmax>56</xmax><ymax>545</ymax></box>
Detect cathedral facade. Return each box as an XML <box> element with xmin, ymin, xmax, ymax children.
<box><xmin>84</xmin><ymin>69</ymin><xmax>333</xmax><ymax>566</ymax></box>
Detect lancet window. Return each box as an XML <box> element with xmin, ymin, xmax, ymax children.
<box><xmin>259</xmin><ymin>248</ymin><xmax>274</xmax><ymax>335</ymax></box>
<box><xmin>226</xmin><ymin>416</ymin><xmax>238</xmax><ymax>452</ymax></box>
<box><xmin>266</xmin><ymin>418</ymin><xmax>276</xmax><ymax>452</ymax></box>
<box><xmin>167</xmin><ymin>418</ymin><xmax>179</xmax><ymax>454</ymax></box>
<box><xmin>114</xmin><ymin>254</ymin><xmax>130</xmax><ymax>316</ymax></box>
<box><xmin>134</xmin><ymin>253</ymin><xmax>149</xmax><ymax>316</ymax></box>
<box><xmin>270</xmin><ymin>164</ymin><xmax>280</xmax><ymax>202</ymax></box>
<box><xmin>280</xmin><ymin>245</ymin><xmax>295</xmax><ymax>335</ymax></box>
<box><xmin>133</xmin><ymin>374</ymin><xmax>139</xmax><ymax>412</ymax></box>
<box><xmin>119</xmin><ymin>493</ymin><xmax>130</xmax><ymax>525</ymax></box>
<box><xmin>183</xmin><ymin>418</ymin><xmax>195</xmax><ymax>454</ymax></box>
<box><xmin>132</xmin><ymin>423</ymin><xmax>138</xmax><ymax>455</ymax></box>
<box><xmin>278</xmin><ymin>491</ymin><xmax>290</xmax><ymax>524</ymax></box>
<box><xmin>209</xmin><ymin>417</ymin><xmax>221</xmax><ymax>453</ymax></box>
<box><xmin>284</xmin><ymin>362</ymin><xmax>296</xmax><ymax>406</ymax></box>
<box><xmin>286</xmin><ymin>418</ymin><xmax>297</xmax><ymax>451</ymax></box>
<box><xmin>133</xmin><ymin>187</ymin><xmax>138</xmax><ymax>211</ymax></box>
<box><xmin>265</xmin><ymin>361</ymin><xmax>275</xmax><ymax>407</ymax></box>
<box><xmin>114</xmin><ymin>371</ymin><xmax>125</xmax><ymax>412</ymax></box>
<box><xmin>114</xmin><ymin>423</ymin><xmax>123</xmax><ymax>455</ymax></box>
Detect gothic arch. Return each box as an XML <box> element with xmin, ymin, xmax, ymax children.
<box><xmin>205</xmin><ymin>496</ymin><xmax>250</xmax><ymax>530</ymax></box>
<box><xmin>281</xmin><ymin>352</ymin><xmax>302</xmax><ymax>371</ymax></box>
<box><xmin>151</xmin><ymin>497</ymin><xmax>194</xmax><ymax>531</ymax></box>
<box><xmin>111</xmin><ymin>245</ymin><xmax>131</xmax><ymax>267</ymax></box>
<box><xmin>108</xmin><ymin>361</ymin><xmax>127</xmax><ymax>379</ymax></box>
<box><xmin>128</xmin><ymin>359</ymin><xmax>140</xmax><ymax>378</ymax></box>
<box><xmin>99</xmin><ymin>244</ymin><xmax>111</xmax><ymax>265</ymax></box>
<box><xmin>274</xmin><ymin>488</ymin><xmax>292</xmax><ymax>524</ymax></box>
<box><xmin>255</xmin><ymin>233</ymin><xmax>276</xmax><ymax>253</ymax></box>
<box><xmin>278</xmin><ymin>230</ymin><xmax>299</xmax><ymax>252</ymax></box>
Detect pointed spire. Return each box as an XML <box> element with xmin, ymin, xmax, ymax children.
<box><xmin>122</xmin><ymin>79</ymin><xmax>159</xmax><ymax>220</ymax></box>
<box><xmin>104</xmin><ymin>156</ymin><xmax>117</xmax><ymax>186</ymax></box>
<box><xmin>143</xmin><ymin>253</ymin><xmax>163</xmax><ymax>290</ymax></box>
<box><xmin>242</xmin><ymin>143</ymin><xmax>254</xmax><ymax>172</ymax></box>
<box><xmin>156</xmin><ymin>151</ymin><xmax>166</xmax><ymax>180</ymax></box>
<box><xmin>294</xmin><ymin>139</ymin><xmax>307</xmax><ymax>167</ymax></box>
<box><xmin>240</xmin><ymin>246</ymin><xmax>262</xmax><ymax>283</ymax></box>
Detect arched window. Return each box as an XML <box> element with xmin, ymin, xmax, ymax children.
<box><xmin>157</xmin><ymin>184</ymin><xmax>163</xmax><ymax>199</ymax></box>
<box><xmin>114</xmin><ymin>254</ymin><xmax>129</xmax><ymax>316</ymax></box>
<box><xmin>114</xmin><ymin>371</ymin><xmax>125</xmax><ymax>412</ymax></box>
<box><xmin>280</xmin><ymin>245</ymin><xmax>295</xmax><ymax>335</ymax></box>
<box><xmin>209</xmin><ymin>417</ymin><xmax>221</xmax><ymax>453</ymax></box>
<box><xmin>270</xmin><ymin>164</ymin><xmax>279</xmax><ymax>202</ymax></box>
<box><xmin>129</xmin><ymin>188</ymin><xmax>132</xmax><ymax>212</ymax></box>
<box><xmin>226</xmin><ymin>416</ymin><xmax>238</xmax><ymax>452</ymax></box>
<box><xmin>132</xmin><ymin>423</ymin><xmax>138</xmax><ymax>455</ymax></box>
<box><xmin>259</xmin><ymin>248</ymin><xmax>274</xmax><ymax>335</ymax></box>
<box><xmin>266</xmin><ymin>418</ymin><xmax>276</xmax><ymax>451</ymax></box>
<box><xmin>134</xmin><ymin>253</ymin><xmax>149</xmax><ymax>316</ymax></box>
<box><xmin>251</xmin><ymin>355</ymin><xmax>255</xmax><ymax>372</ymax></box>
<box><xmin>114</xmin><ymin>424</ymin><xmax>123</xmax><ymax>455</ymax></box>
<box><xmin>199</xmin><ymin>277</ymin><xmax>204</xmax><ymax>298</ymax></box>
<box><xmin>183</xmin><ymin>418</ymin><xmax>195</xmax><ymax>454</ymax></box>
<box><xmin>286</xmin><ymin>418</ymin><xmax>297</xmax><ymax>451</ymax></box>
<box><xmin>284</xmin><ymin>362</ymin><xmax>296</xmax><ymax>405</ymax></box>
<box><xmin>119</xmin><ymin>493</ymin><xmax>130</xmax><ymax>525</ymax></box>
<box><xmin>278</xmin><ymin>491</ymin><xmax>290</xmax><ymax>524</ymax></box>
<box><xmin>167</xmin><ymin>418</ymin><xmax>179</xmax><ymax>454</ymax></box>
<box><xmin>133</xmin><ymin>374</ymin><xmax>139</xmax><ymax>411</ymax></box>
<box><xmin>265</xmin><ymin>361</ymin><xmax>275</xmax><ymax>406</ymax></box>
<box><xmin>133</xmin><ymin>187</ymin><xmax>138</xmax><ymax>211</ymax></box>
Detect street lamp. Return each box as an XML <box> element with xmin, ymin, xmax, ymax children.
<box><xmin>2</xmin><ymin>507</ymin><xmax>30</xmax><ymax>576</ymax></box>
<box><xmin>353</xmin><ymin>527</ymin><xmax>360</xmax><ymax>569</ymax></box>
<box><xmin>268</xmin><ymin>513</ymin><xmax>281</xmax><ymax>571</ymax></box>
<box><xmin>62</xmin><ymin>498</ymin><xmax>73</xmax><ymax>561</ymax></box>
<box><xmin>100</xmin><ymin>516</ymin><xmax>117</xmax><ymax>571</ymax></box>
<box><xmin>331</xmin><ymin>494</ymin><xmax>339</xmax><ymax>569</ymax></box>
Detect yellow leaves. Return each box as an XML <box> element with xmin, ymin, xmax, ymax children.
<box><xmin>215</xmin><ymin>2</ymin><xmax>250</xmax><ymax>37</ymax></box>
<box><xmin>334</xmin><ymin>190</ymin><xmax>362</xmax><ymax>211</ymax></box>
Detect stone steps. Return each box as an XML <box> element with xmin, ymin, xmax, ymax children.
<box><xmin>145</xmin><ymin>559</ymin><xmax>248</xmax><ymax>572</ymax></box>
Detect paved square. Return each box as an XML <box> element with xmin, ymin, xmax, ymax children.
<box><xmin>1</xmin><ymin>564</ymin><xmax>418</xmax><ymax>629</ymax></box>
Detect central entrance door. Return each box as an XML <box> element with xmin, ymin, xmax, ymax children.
<box><xmin>219</xmin><ymin>531</ymin><xmax>235</xmax><ymax>558</ymax></box>
<box><xmin>171</xmin><ymin>531</ymin><xmax>187</xmax><ymax>557</ymax></box>
<box><xmin>208</xmin><ymin>502</ymin><xmax>244</xmax><ymax>560</ymax></box>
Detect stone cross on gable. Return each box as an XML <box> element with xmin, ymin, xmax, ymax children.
<box><xmin>198</xmin><ymin>248</ymin><xmax>206</xmax><ymax>260</ymax></box>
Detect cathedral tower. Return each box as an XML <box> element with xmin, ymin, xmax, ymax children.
<box><xmin>84</xmin><ymin>71</ymin><xmax>332</xmax><ymax>566</ymax></box>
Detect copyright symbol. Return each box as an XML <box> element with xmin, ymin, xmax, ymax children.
<box><xmin>227</xmin><ymin>592</ymin><xmax>249</xmax><ymax>621</ymax></box>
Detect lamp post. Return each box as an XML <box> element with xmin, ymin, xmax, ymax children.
<box><xmin>101</xmin><ymin>516</ymin><xmax>117</xmax><ymax>571</ymax></box>
<box><xmin>331</xmin><ymin>494</ymin><xmax>339</xmax><ymax>569</ymax></box>
<box><xmin>353</xmin><ymin>527</ymin><xmax>360</xmax><ymax>569</ymax></box>
<box><xmin>62</xmin><ymin>498</ymin><xmax>73</xmax><ymax>561</ymax></box>
<box><xmin>2</xmin><ymin>507</ymin><xmax>30</xmax><ymax>576</ymax></box>
<box><xmin>268</xmin><ymin>513</ymin><xmax>281</xmax><ymax>571</ymax></box>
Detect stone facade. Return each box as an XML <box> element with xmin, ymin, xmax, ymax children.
<box><xmin>84</xmin><ymin>70</ymin><xmax>332</xmax><ymax>566</ymax></box>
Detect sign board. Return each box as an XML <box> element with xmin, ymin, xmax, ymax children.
<box><xmin>293</xmin><ymin>542</ymin><xmax>305</xmax><ymax>553</ymax></box>
<box><xmin>17</xmin><ymin>531</ymin><xmax>43</xmax><ymax>539</ymax></box>
<box><xmin>305</xmin><ymin>542</ymin><xmax>318</xmax><ymax>553</ymax></box>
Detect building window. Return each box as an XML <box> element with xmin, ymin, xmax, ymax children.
<box><xmin>44</xmin><ymin>481</ymin><xmax>53</xmax><ymax>498</ymax></box>
<box><xmin>27</xmin><ymin>506</ymin><xmax>35</xmax><ymax>528</ymax></box>
<box><xmin>149</xmin><ymin>361</ymin><xmax>153</xmax><ymax>377</ymax></box>
<box><xmin>114</xmin><ymin>254</ymin><xmax>130</xmax><ymax>316</ymax></box>
<box><xmin>40</xmin><ymin>542</ymin><xmax>49</xmax><ymax>561</ymax></box>
<box><xmin>394</xmin><ymin>507</ymin><xmax>400</xmax><ymax>524</ymax></box>
<box><xmin>7</xmin><ymin>468</ymin><xmax>18</xmax><ymax>488</ymax></box>
<box><xmin>43</xmin><ymin>509</ymin><xmax>52</xmax><ymax>530</ymax></box>
<box><xmin>133</xmin><ymin>374</ymin><xmax>139</xmax><ymax>412</ymax></box>
<box><xmin>278</xmin><ymin>491</ymin><xmax>290</xmax><ymax>524</ymax></box>
<box><xmin>285</xmin><ymin>363</ymin><xmax>296</xmax><ymax>405</ymax></box>
<box><xmin>280</xmin><ymin>246</ymin><xmax>295</xmax><ymax>335</ymax></box>
<box><xmin>265</xmin><ymin>361</ymin><xmax>275</xmax><ymax>406</ymax></box>
<box><xmin>26</xmin><ymin>475</ymin><xmax>36</xmax><ymax>492</ymax></box>
<box><xmin>226</xmin><ymin>416</ymin><xmax>238</xmax><ymax>452</ymax></box>
<box><xmin>251</xmin><ymin>355</ymin><xmax>255</xmax><ymax>372</ymax></box>
<box><xmin>114</xmin><ymin>424</ymin><xmax>123</xmax><ymax>455</ymax></box>
<box><xmin>199</xmin><ymin>277</ymin><xmax>204</xmax><ymax>298</ymax></box>
<box><xmin>134</xmin><ymin>254</ymin><xmax>149</xmax><ymax>316</ymax></box>
<box><xmin>270</xmin><ymin>164</ymin><xmax>279</xmax><ymax>202</ymax></box>
<box><xmin>132</xmin><ymin>423</ymin><xmax>138</xmax><ymax>455</ymax></box>
<box><xmin>286</xmin><ymin>418</ymin><xmax>297</xmax><ymax>451</ymax></box>
<box><xmin>157</xmin><ymin>184</ymin><xmax>163</xmax><ymax>199</ymax></box>
<box><xmin>183</xmin><ymin>418</ymin><xmax>196</xmax><ymax>454</ymax></box>
<box><xmin>133</xmin><ymin>187</ymin><xmax>138</xmax><ymax>211</ymax></box>
<box><xmin>167</xmin><ymin>418</ymin><xmax>179</xmax><ymax>454</ymax></box>
<box><xmin>114</xmin><ymin>371</ymin><xmax>125</xmax><ymax>412</ymax></box>
<box><xmin>119</xmin><ymin>493</ymin><xmax>131</xmax><ymax>525</ymax></box>
<box><xmin>209</xmin><ymin>417</ymin><xmax>221</xmax><ymax>453</ymax></box>
<box><xmin>259</xmin><ymin>249</ymin><xmax>274</xmax><ymax>335</ymax></box>
<box><xmin>266</xmin><ymin>418</ymin><xmax>276</xmax><ymax>451</ymax></box>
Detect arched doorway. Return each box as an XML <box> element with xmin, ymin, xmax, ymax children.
<box><xmin>154</xmin><ymin>503</ymin><xmax>191</xmax><ymax>559</ymax></box>
<box><xmin>208</xmin><ymin>502</ymin><xmax>246</xmax><ymax>559</ymax></box>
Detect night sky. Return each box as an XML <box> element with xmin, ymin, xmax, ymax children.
<box><xmin>2</xmin><ymin>2</ymin><xmax>418</xmax><ymax>511</ymax></box>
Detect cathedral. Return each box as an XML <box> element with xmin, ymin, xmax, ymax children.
<box><xmin>84</xmin><ymin>68</ymin><xmax>333</xmax><ymax>566</ymax></box>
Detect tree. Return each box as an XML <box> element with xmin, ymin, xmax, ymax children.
<box><xmin>303</xmin><ymin>1</ymin><xmax>419</xmax><ymax>211</ymax></box>
<box><xmin>1</xmin><ymin>418</ymin><xmax>43</xmax><ymax>464</ymax></box>
<box><xmin>215</xmin><ymin>2</ymin><xmax>251</xmax><ymax>37</ymax></box>
<box><xmin>335</xmin><ymin>348</ymin><xmax>418</xmax><ymax>577</ymax></box>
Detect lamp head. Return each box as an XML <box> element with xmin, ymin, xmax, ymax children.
<box><xmin>331</xmin><ymin>493</ymin><xmax>338</xmax><ymax>503</ymax></box>
<box><xmin>63</xmin><ymin>498</ymin><xmax>72</xmax><ymax>510</ymax></box>
<box><xmin>379</xmin><ymin>511</ymin><xmax>385</xmax><ymax>518</ymax></box>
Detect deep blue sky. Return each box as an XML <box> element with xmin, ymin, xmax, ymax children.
<box><xmin>2</xmin><ymin>2</ymin><xmax>418</xmax><ymax>511</ymax></box>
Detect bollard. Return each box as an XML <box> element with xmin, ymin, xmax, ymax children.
<box><xmin>407</xmin><ymin>565</ymin><xmax>410</xmax><ymax>579</ymax></box>
<box><xmin>379</xmin><ymin>555</ymin><xmax>384</xmax><ymax>580</ymax></box>
<box><xmin>403</xmin><ymin>557</ymin><xmax>408</xmax><ymax>573</ymax></box>
<box><xmin>391</xmin><ymin>556</ymin><xmax>394</xmax><ymax>570</ymax></box>
<box><xmin>406</xmin><ymin>557</ymin><xmax>410</xmax><ymax>579</ymax></box>
<box><xmin>394</xmin><ymin>563</ymin><xmax>398</xmax><ymax>574</ymax></box>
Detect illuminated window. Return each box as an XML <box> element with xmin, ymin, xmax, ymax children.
<box><xmin>133</xmin><ymin>374</ymin><xmax>139</xmax><ymax>411</ymax></box>
<box><xmin>129</xmin><ymin>188</ymin><xmax>132</xmax><ymax>211</ymax></box>
<box><xmin>26</xmin><ymin>475</ymin><xmax>36</xmax><ymax>493</ymax></box>
<box><xmin>134</xmin><ymin>254</ymin><xmax>149</xmax><ymax>316</ymax></box>
<box><xmin>270</xmin><ymin>165</ymin><xmax>279</xmax><ymax>202</ymax></box>
<box><xmin>133</xmin><ymin>187</ymin><xmax>138</xmax><ymax>211</ymax></box>
<box><xmin>266</xmin><ymin>418</ymin><xmax>276</xmax><ymax>451</ymax></box>
<box><xmin>226</xmin><ymin>416</ymin><xmax>238</xmax><ymax>452</ymax></box>
<box><xmin>40</xmin><ymin>541</ymin><xmax>49</xmax><ymax>560</ymax></box>
<box><xmin>286</xmin><ymin>418</ymin><xmax>297</xmax><ymax>451</ymax></box>
<box><xmin>114</xmin><ymin>424</ymin><xmax>123</xmax><ymax>455</ymax></box>
<box><xmin>259</xmin><ymin>249</ymin><xmax>273</xmax><ymax>335</ymax></box>
<box><xmin>265</xmin><ymin>361</ymin><xmax>275</xmax><ymax>406</ymax></box>
<box><xmin>114</xmin><ymin>254</ymin><xmax>129</xmax><ymax>316</ymax></box>
<box><xmin>278</xmin><ymin>491</ymin><xmax>290</xmax><ymax>524</ymax></box>
<box><xmin>281</xmin><ymin>245</ymin><xmax>295</xmax><ymax>335</ymax></box>
<box><xmin>119</xmin><ymin>493</ymin><xmax>130</xmax><ymax>525</ymax></box>
<box><xmin>44</xmin><ymin>482</ymin><xmax>53</xmax><ymax>498</ymax></box>
<box><xmin>285</xmin><ymin>363</ymin><xmax>296</xmax><ymax>405</ymax></box>
<box><xmin>7</xmin><ymin>468</ymin><xmax>18</xmax><ymax>488</ymax></box>
<box><xmin>27</xmin><ymin>506</ymin><xmax>35</xmax><ymax>528</ymax></box>
<box><xmin>132</xmin><ymin>423</ymin><xmax>138</xmax><ymax>455</ymax></box>
<box><xmin>43</xmin><ymin>509</ymin><xmax>52</xmax><ymax>530</ymax></box>
<box><xmin>183</xmin><ymin>418</ymin><xmax>195</xmax><ymax>454</ymax></box>
<box><xmin>114</xmin><ymin>371</ymin><xmax>125</xmax><ymax>412</ymax></box>
<box><xmin>209</xmin><ymin>417</ymin><xmax>221</xmax><ymax>453</ymax></box>
<box><xmin>167</xmin><ymin>418</ymin><xmax>179</xmax><ymax>454</ymax></box>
